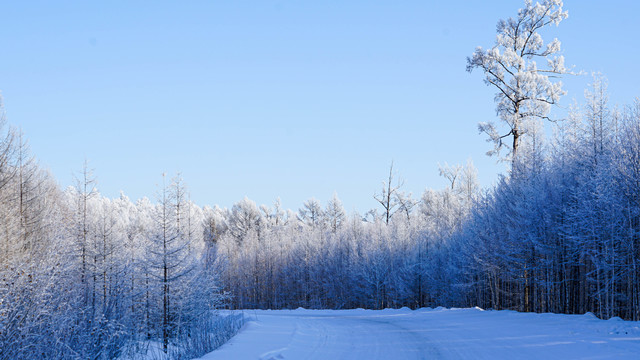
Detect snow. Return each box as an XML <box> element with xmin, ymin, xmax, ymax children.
<box><xmin>198</xmin><ymin>307</ymin><xmax>640</xmax><ymax>360</ymax></box>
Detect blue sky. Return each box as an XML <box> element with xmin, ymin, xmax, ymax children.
<box><xmin>1</xmin><ymin>1</ymin><xmax>638</xmax><ymax>213</ymax></box>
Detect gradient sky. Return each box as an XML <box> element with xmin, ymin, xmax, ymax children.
<box><xmin>1</xmin><ymin>0</ymin><xmax>638</xmax><ymax>213</ymax></box>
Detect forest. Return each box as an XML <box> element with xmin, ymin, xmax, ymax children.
<box><xmin>2</xmin><ymin>78</ymin><xmax>639</xmax><ymax>359</ymax></box>
<box><xmin>2</xmin><ymin>0</ymin><xmax>640</xmax><ymax>359</ymax></box>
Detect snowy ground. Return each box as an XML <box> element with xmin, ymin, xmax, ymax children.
<box><xmin>198</xmin><ymin>307</ymin><xmax>640</xmax><ymax>360</ymax></box>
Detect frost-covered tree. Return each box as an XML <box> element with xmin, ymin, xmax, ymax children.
<box><xmin>298</xmin><ymin>198</ymin><xmax>324</xmax><ymax>229</ymax></box>
<box><xmin>148</xmin><ymin>174</ymin><xmax>195</xmax><ymax>352</ymax></box>
<box><xmin>467</xmin><ymin>0</ymin><xmax>569</xmax><ymax>162</ymax></box>
<box><xmin>227</xmin><ymin>197</ymin><xmax>262</xmax><ymax>244</ymax></box>
<box><xmin>438</xmin><ymin>162</ymin><xmax>462</xmax><ymax>191</ymax></box>
<box><xmin>458</xmin><ymin>159</ymin><xmax>480</xmax><ymax>208</ymax></box>
<box><xmin>202</xmin><ymin>204</ymin><xmax>227</xmax><ymax>269</ymax></box>
<box><xmin>73</xmin><ymin>160</ymin><xmax>98</xmax><ymax>307</ymax></box>
<box><xmin>584</xmin><ymin>73</ymin><xmax>612</xmax><ymax>162</ymax></box>
<box><xmin>324</xmin><ymin>193</ymin><xmax>346</xmax><ymax>233</ymax></box>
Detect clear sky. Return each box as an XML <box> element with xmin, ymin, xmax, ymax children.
<box><xmin>1</xmin><ymin>0</ymin><xmax>638</xmax><ymax>213</ymax></box>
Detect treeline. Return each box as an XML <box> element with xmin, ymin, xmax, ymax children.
<box><xmin>208</xmin><ymin>165</ymin><xmax>477</xmax><ymax>310</ymax></box>
<box><xmin>210</xmin><ymin>79</ymin><xmax>640</xmax><ymax>320</ymax></box>
<box><xmin>0</xmin><ymin>109</ymin><xmax>235</xmax><ymax>358</ymax></box>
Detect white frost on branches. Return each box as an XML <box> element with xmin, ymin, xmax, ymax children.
<box><xmin>467</xmin><ymin>0</ymin><xmax>569</xmax><ymax>160</ymax></box>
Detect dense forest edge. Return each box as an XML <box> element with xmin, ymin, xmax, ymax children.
<box><xmin>2</xmin><ymin>1</ymin><xmax>640</xmax><ymax>359</ymax></box>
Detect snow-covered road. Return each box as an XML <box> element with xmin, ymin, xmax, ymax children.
<box><xmin>199</xmin><ymin>307</ymin><xmax>640</xmax><ymax>360</ymax></box>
